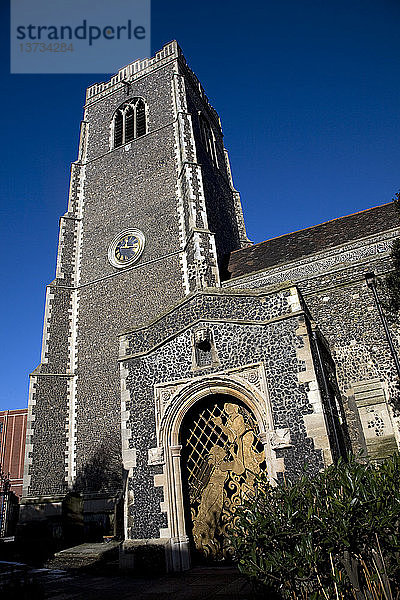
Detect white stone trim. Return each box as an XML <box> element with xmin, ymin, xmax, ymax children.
<box><xmin>40</xmin><ymin>287</ymin><xmax>55</xmax><ymax>364</ymax></box>
<box><xmin>120</xmin><ymin>361</ymin><xmax>136</xmax><ymax>540</ymax></box>
<box><xmin>76</xmin><ymin>167</ymin><xmax>86</xmax><ymax>229</ymax></box>
<box><xmin>149</xmin><ymin>365</ymin><xmax>291</xmax><ymax>570</ymax></box>
<box><xmin>121</xmin><ymin>363</ymin><xmax>134</xmax><ymax>462</ymax></box>
<box><xmin>64</xmin><ymin>129</ymin><xmax>86</xmax><ymax>484</ymax></box>
<box><xmin>22</xmin><ymin>376</ymin><xmax>37</xmax><ymax>496</ymax></box>
<box><xmin>65</xmin><ymin>376</ymin><xmax>77</xmax><ymax>485</ymax></box>
<box><xmin>172</xmin><ymin>72</ymin><xmax>188</xmax><ymax>115</ymax></box>
<box><xmin>55</xmin><ymin>221</ymin><xmax>65</xmax><ymax>280</ymax></box>
<box><xmin>209</xmin><ymin>235</ymin><xmax>220</xmax><ymax>285</ymax></box>
<box><xmin>352</xmin><ymin>379</ymin><xmax>400</xmax><ymax>457</ymax></box>
<box><xmin>172</xmin><ymin>84</ymin><xmax>190</xmax><ymax>295</ymax></box>
<box><xmin>179</xmin><ymin>252</ymin><xmax>190</xmax><ymax>295</ymax></box>
<box><xmin>77</xmin><ymin>120</ymin><xmax>89</xmax><ymax>163</ymax></box>
<box><xmin>296</xmin><ymin>317</ymin><xmax>333</xmax><ymax>466</ymax></box>
<box><xmin>171</xmin><ymin>69</ymin><xmax>220</xmax><ymax>292</ymax></box>
<box><xmin>224</xmin><ymin>228</ymin><xmax>400</xmax><ymax>290</ymax></box>
<box><xmin>66</xmin><ymin>164</ymin><xmax>78</xmax><ymax>215</ymax></box>
<box><xmin>65</xmin><ymin>288</ymin><xmax>79</xmax><ymax>485</ymax></box>
<box><xmin>287</xmin><ymin>286</ymin><xmax>302</xmax><ymax>312</ymax></box>
<box><xmin>119</xmin><ymin>335</ymin><xmax>130</xmax><ymax>360</ymax></box>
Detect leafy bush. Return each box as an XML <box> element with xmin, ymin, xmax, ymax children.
<box><xmin>381</xmin><ymin>193</ymin><xmax>400</xmax><ymax>323</ymax></box>
<box><xmin>382</xmin><ymin>237</ymin><xmax>400</xmax><ymax>323</ymax></box>
<box><xmin>229</xmin><ymin>454</ymin><xmax>400</xmax><ymax>599</ymax></box>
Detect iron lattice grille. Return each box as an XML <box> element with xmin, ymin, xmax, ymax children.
<box><xmin>181</xmin><ymin>397</ymin><xmax>266</xmax><ymax>561</ymax></box>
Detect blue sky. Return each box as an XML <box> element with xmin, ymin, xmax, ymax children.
<box><xmin>1</xmin><ymin>0</ymin><xmax>400</xmax><ymax>410</ymax></box>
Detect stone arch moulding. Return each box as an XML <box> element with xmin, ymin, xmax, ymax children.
<box><xmin>153</xmin><ymin>367</ymin><xmax>290</xmax><ymax>571</ymax></box>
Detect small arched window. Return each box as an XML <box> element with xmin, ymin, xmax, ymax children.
<box><xmin>112</xmin><ymin>98</ymin><xmax>147</xmax><ymax>148</ymax></box>
<box><xmin>199</xmin><ymin>114</ymin><xmax>218</xmax><ymax>168</ymax></box>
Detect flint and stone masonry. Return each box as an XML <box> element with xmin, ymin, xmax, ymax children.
<box><xmin>20</xmin><ymin>41</ymin><xmax>400</xmax><ymax>570</ymax></box>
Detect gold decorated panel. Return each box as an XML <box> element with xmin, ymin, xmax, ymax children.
<box><xmin>180</xmin><ymin>394</ymin><xmax>265</xmax><ymax>562</ymax></box>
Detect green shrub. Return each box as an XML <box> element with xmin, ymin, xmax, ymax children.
<box><xmin>381</xmin><ymin>193</ymin><xmax>400</xmax><ymax>323</ymax></box>
<box><xmin>229</xmin><ymin>454</ymin><xmax>400</xmax><ymax>599</ymax></box>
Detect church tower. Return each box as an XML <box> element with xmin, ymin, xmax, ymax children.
<box><xmin>21</xmin><ymin>41</ymin><xmax>250</xmax><ymax>539</ymax></box>
<box><xmin>21</xmin><ymin>42</ymin><xmax>341</xmax><ymax>569</ymax></box>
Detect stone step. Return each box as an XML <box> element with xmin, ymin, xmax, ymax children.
<box><xmin>45</xmin><ymin>542</ymin><xmax>119</xmax><ymax>572</ymax></box>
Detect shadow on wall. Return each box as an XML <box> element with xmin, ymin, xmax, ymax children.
<box><xmin>72</xmin><ymin>434</ymin><xmax>125</xmax><ymax>543</ymax></box>
<box><xmin>16</xmin><ymin>435</ymin><xmax>126</xmax><ymax>562</ymax></box>
<box><xmin>73</xmin><ymin>434</ymin><xmax>123</xmax><ymax>494</ymax></box>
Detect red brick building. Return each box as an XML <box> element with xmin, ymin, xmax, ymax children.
<box><xmin>0</xmin><ymin>409</ymin><xmax>27</xmax><ymax>498</ymax></box>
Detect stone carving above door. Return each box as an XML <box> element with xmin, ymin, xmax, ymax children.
<box><xmin>154</xmin><ymin>363</ymin><xmax>269</xmax><ymax>443</ymax></box>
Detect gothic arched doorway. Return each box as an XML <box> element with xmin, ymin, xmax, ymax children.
<box><xmin>180</xmin><ymin>394</ymin><xmax>266</xmax><ymax>563</ymax></box>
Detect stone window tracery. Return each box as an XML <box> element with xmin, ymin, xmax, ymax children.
<box><xmin>199</xmin><ymin>113</ymin><xmax>218</xmax><ymax>168</ymax></box>
<box><xmin>111</xmin><ymin>98</ymin><xmax>147</xmax><ymax>148</ymax></box>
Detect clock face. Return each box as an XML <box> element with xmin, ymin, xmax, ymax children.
<box><xmin>108</xmin><ymin>229</ymin><xmax>145</xmax><ymax>268</ymax></box>
<box><xmin>115</xmin><ymin>234</ymin><xmax>140</xmax><ymax>263</ymax></box>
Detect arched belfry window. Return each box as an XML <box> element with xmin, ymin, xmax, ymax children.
<box><xmin>114</xmin><ymin>110</ymin><xmax>123</xmax><ymax>147</ymax></box>
<box><xmin>136</xmin><ymin>100</ymin><xmax>146</xmax><ymax>137</ymax></box>
<box><xmin>199</xmin><ymin>113</ymin><xmax>218</xmax><ymax>168</ymax></box>
<box><xmin>125</xmin><ymin>105</ymin><xmax>135</xmax><ymax>143</ymax></box>
<box><xmin>112</xmin><ymin>98</ymin><xmax>147</xmax><ymax>148</ymax></box>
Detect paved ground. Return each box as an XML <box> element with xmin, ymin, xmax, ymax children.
<box><xmin>3</xmin><ymin>564</ymin><xmax>266</xmax><ymax>600</ymax></box>
<box><xmin>1</xmin><ymin>541</ymin><xmax>267</xmax><ymax>599</ymax></box>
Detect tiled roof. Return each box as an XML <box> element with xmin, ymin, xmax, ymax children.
<box><xmin>226</xmin><ymin>202</ymin><xmax>399</xmax><ymax>280</ymax></box>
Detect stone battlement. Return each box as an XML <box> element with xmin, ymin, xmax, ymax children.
<box><xmin>85</xmin><ymin>41</ymin><xmax>219</xmax><ymax>124</ymax></box>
